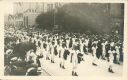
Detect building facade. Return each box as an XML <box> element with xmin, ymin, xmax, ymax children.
<box><xmin>5</xmin><ymin>2</ymin><xmax>62</xmax><ymax>30</ymax></box>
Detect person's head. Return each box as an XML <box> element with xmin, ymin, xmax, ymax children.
<box><xmin>30</xmin><ymin>49</ymin><xmax>34</xmax><ymax>53</ymax></box>
<box><xmin>74</xmin><ymin>44</ymin><xmax>78</xmax><ymax>51</ymax></box>
<box><xmin>52</xmin><ymin>41</ymin><xmax>55</xmax><ymax>45</ymax></box>
<box><xmin>43</xmin><ymin>43</ymin><xmax>47</xmax><ymax>49</ymax></box>
<box><xmin>105</xmin><ymin>41</ymin><xmax>108</xmax><ymax>44</ymax></box>
<box><xmin>93</xmin><ymin>44</ymin><xmax>96</xmax><ymax>47</ymax></box>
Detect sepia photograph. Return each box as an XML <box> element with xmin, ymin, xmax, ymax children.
<box><xmin>3</xmin><ymin>1</ymin><xmax>125</xmax><ymax>79</ymax></box>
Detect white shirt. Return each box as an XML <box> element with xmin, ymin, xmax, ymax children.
<box><xmin>92</xmin><ymin>46</ymin><xmax>97</xmax><ymax>54</ymax></box>
<box><xmin>60</xmin><ymin>48</ymin><xmax>65</xmax><ymax>58</ymax></box>
<box><xmin>115</xmin><ymin>46</ymin><xmax>120</xmax><ymax>55</ymax></box>
<box><xmin>110</xmin><ymin>42</ymin><xmax>114</xmax><ymax>47</ymax></box>
<box><xmin>72</xmin><ymin>50</ymin><xmax>77</xmax><ymax>62</ymax></box>
<box><xmin>102</xmin><ymin>43</ymin><xmax>106</xmax><ymax>53</ymax></box>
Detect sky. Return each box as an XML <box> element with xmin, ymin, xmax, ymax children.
<box><xmin>3</xmin><ymin>1</ymin><xmax>13</xmax><ymax>14</ymax></box>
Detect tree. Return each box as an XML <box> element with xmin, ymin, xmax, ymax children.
<box><xmin>36</xmin><ymin>10</ymin><xmax>54</xmax><ymax>30</ymax></box>
<box><xmin>35</xmin><ymin>3</ymin><xmax>123</xmax><ymax>34</ymax></box>
<box><xmin>35</xmin><ymin>7</ymin><xmax>85</xmax><ymax>33</ymax></box>
<box><xmin>13</xmin><ymin>42</ymin><xmax>37</xmax><ymax>60</ymax></box>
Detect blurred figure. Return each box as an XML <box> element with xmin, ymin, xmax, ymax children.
<box><xmin>101</xmin><ymin>41</ymin><xmax>106</xmax><ymax>60</ymax></box>
<box><xmin>108</xmin><ymin>42</ymin><xmax>115</xmax><ymax>73</ymax></box>
<box><xmin>72</xmin><ymin>45</ymin><xmax>79</xmax><ymax>76</ymax></box>
<box><xmin>92</xmin><ymin>44</ymin><xmax>98</xmax><ymax>66</ymax></box>
<box><xmin>115</xmin><ymin>44</ymin><xmax>120</xmax><ymax>64</ymax></box>
<box><xmin>59</xmin><ymin>43</ymin><xmax>66</xmax><ymax>69</ymax></box>
<box><xmin>50</xmin><ymin>42</ymin><xmax>55</xmax><ymax>63</ymax></box>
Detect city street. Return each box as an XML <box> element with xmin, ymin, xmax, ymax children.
<box><xmin>40</xmin><ymin>53</ymin><xmax>123</xmax><ymax>78</ymax></box>
<box><xmin>4</xmin><ymin>2</ymin><xmax>124</xmax><ymax>79</ymax></box>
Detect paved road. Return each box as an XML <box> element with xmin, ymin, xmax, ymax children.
<box><xmin>39</xmin><ymin>54</ymin><xmax>123</xmax><ymax>77</ymax></box>
<box><xmin>39</xmin><ymin>68</ymin><xmax>51</xmax><ymax>76</ymax></box>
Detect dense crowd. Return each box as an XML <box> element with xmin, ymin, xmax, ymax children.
<box><xmin>4</xmin><ymin>30</ymin><xmax>123</xmax><ymax>76</ymax></box>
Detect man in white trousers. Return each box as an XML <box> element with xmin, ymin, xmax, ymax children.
<box><xmin>92</xmin><ymin>44</ymin><xmax>98</xmax><ymax>66</ymax></box>
<box><xmin>72</xmin><ymin>44</ymin><xmax>79</xmax><ymax>76</ymax></box>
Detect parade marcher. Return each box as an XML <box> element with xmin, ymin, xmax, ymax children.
<box><xmin>38</xmin><ymin>40</ymin><xmax>41</xmax><ymax>49</ymax></box>
<box><xmin>108</xmin><ymin>41</ymin><xmax>115</xmax><ymax>73</ymax></box>
<box><xmin>96</xmin><ymin>40</ymin><xmax>102</xmax><ymax>60</ymax></box>
<box><xmin>42</xmin><ymin>43</ymin><xmax>47</xmax><ymax>60</ymax></box>
<box><xmin>59</xmin><ymin>43</ymin><xmax>66</xmax><ymax>69</ymax></box>
<box><xmin>88</xmin><ymin>39</ymin><xmax>92</xmax><ymax>53</ymax></box>
<box><xmin>101</xmin><ymin>41</ymin><xmax>106</xmax><ymax>60</ymax></box>
<box><xmin>108</xmin><ymin>49</ymin><xmax>114</xmax><ymax>73</ymax></box>
<box><xmin>69</xmin><ymin>38</ymin><xmax>73</xmax><ymax>48</ymax></box>
<box><xmin>115</xmin><ymin>44</ymin><xmax>120</xmax><ymax>64</ymax></box>
<box><xmin>92</xmin><ymin>44</ymin><xmax>98</xmax><ymax>66</ymax></box>
<box><xmin>56</xmin><ymin>39</ymin><xmax>61</xmax><ymax>57</ymax></box>
<box><xmin>63</xmin><ymin>46</ymin><xmax>70</xmax><ymax>69</ymax></box>
<box><xmin>105</xmin><ymin>41</ymin><xmax>110</xmax><ymax>62</ymax></box>
<box><xmin>50</xmin><ymin>41</ymin><xmax>55</xmax><ymax>63</ymax></box>
<box><xmin>46</xmin><ymin>40</ymin><xmax>50</xmax><ymax>60</ymax></box>
<box><xmin>72</xmin><ymin>44</ymin><xmax>79</xmax><ymax>76</ymax></box>
<box><xmin>66</xmin><ymin>38</ymin><xmax>70</xmax><ymax>49</ymax></box>
<box><xmin>83</xmin><ymin>41</ymin><xmax>87</xmax><ymax>54</ymax></box>
<box><xmin>79</xmin><ymin>39</ymin><xmax>84</xmax><ymax>54</ymax></box>
<box><xmin>54</xmin><ymin>45</ymin><xmax>58</xmax><ymax>56</ymax></box>
<box><xmin>85</xmin><ymin>38</ymin><xmax>89</xmax><ymax>53</ymax></box>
